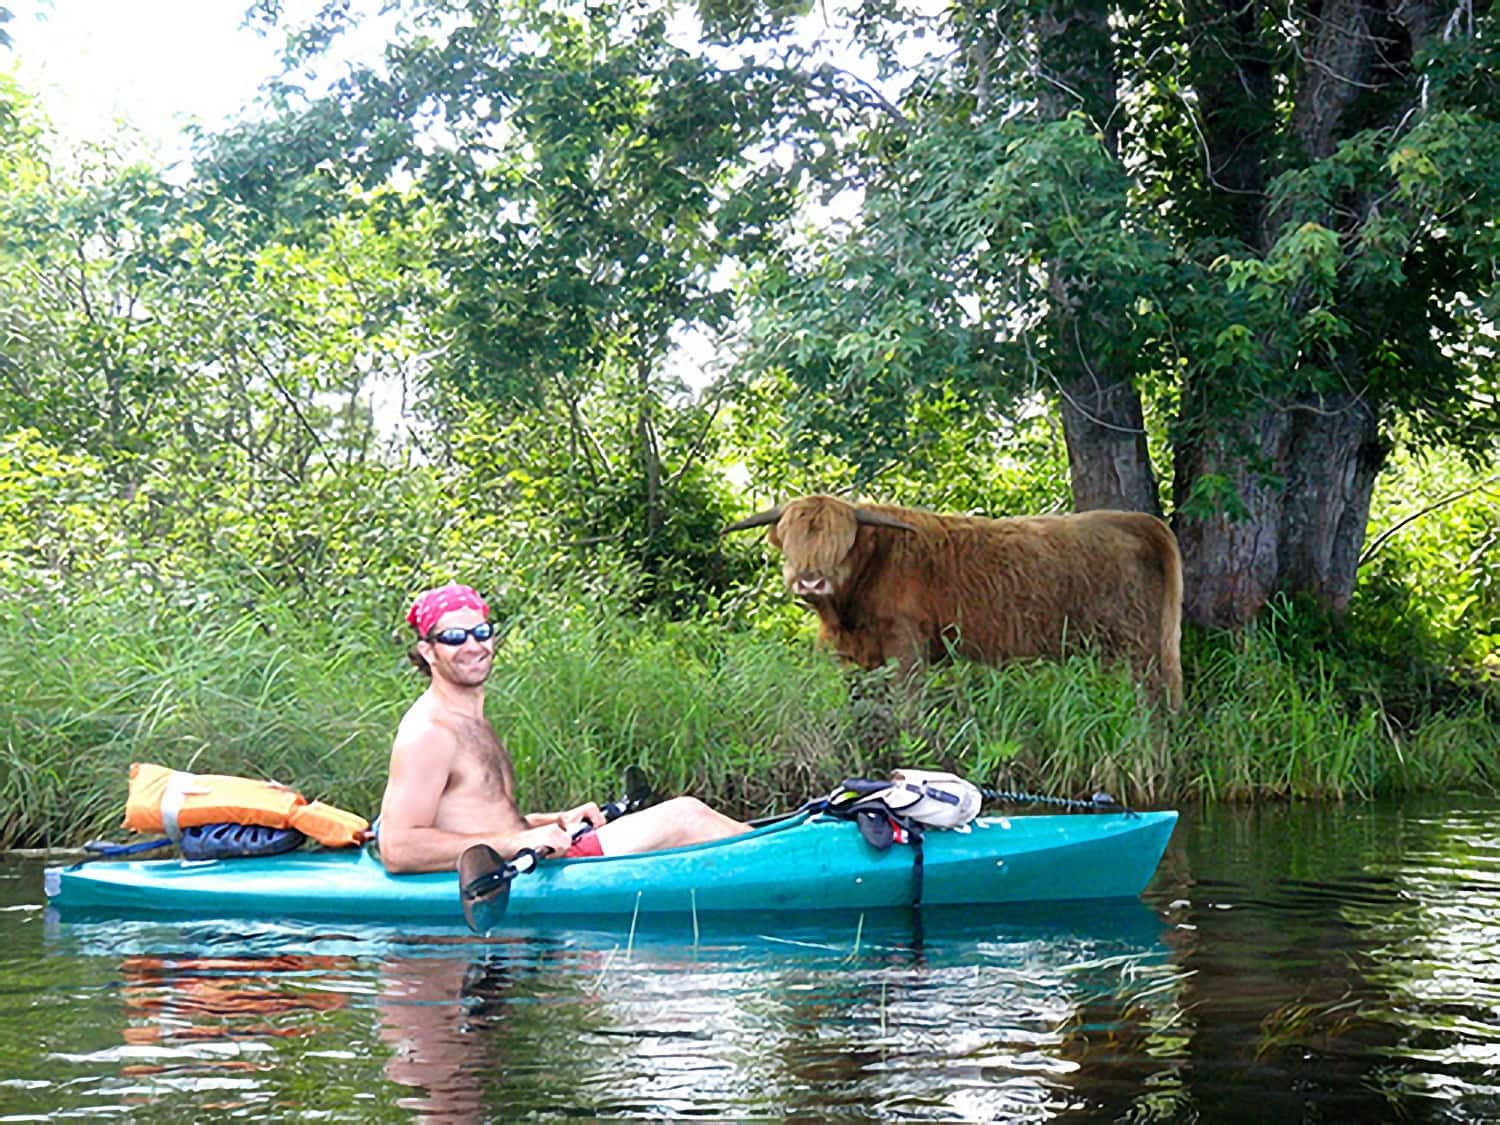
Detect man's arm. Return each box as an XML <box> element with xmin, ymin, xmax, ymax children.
<box><xmin>377</xmin><ymin>729</ymin><xmax>571</xmax><ymax>873</ymax></box>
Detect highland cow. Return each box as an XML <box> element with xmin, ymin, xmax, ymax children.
<box><xmin>725</xmin><ymin>495</ymin><xmax>1183</xmax><ymax>708</ymax></box>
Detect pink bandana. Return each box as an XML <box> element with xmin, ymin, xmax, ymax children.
<box><xmin>406</xmin><ymin>584</ymin><xmax>489</xmax><ymax>637</ymax></box>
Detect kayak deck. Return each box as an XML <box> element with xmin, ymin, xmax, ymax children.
<box><xmin>46</xmin><ymin>809</ymin><xmax>1178</xmax><ymax>925</ymax></box>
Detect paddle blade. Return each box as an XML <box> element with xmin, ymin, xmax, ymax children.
<box><xmin>458</xmin><ymin>844</ymin><xmax>511</xmax><ymax>934</ymax></box>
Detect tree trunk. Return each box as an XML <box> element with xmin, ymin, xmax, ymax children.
<box><xmin>1259</xmin><ymin>0</ymin><xmax>1393</xmax><ymax>615</ymax></box>
<box><xmin>636</xmin><ymin>353</ymin><xmax>662</xmax><ymax>540</ymax></box>
<box><xmin>1058</xmin><ymin>368</ymin><xmax>1163</xmax><ymax>516</ymax></box>
<box><xmin>1167</xmin><ymin>0</ymin><xmax>1391</xmax><ymax>628</ymax></box>
<box><xmin>1035</xmin><ymin>0</ymin><xmax>1161</xmax><ymax>517</ymax></box>
<box><xmin>1174</xmin><ymin>392</ymin><xmax>1384</xmax><ymax>627</ymax></box>
<box><xmin>1173</xmin><ymin>406</ymin><xmax>1294</xmax><ymax>628</ymax></box>
<box><xmin>1277</xmin><ymin>393</ymin><xmax>1385</xmax><ymax>613</ymax></box>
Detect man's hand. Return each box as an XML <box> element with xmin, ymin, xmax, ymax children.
<box><xmin>555</xmin><ymin>802</ymin><xmax>606</xmax><ymax>832</ymax></box>
<box><xmin>513</xmin><ymin>823</ymin><xmax>574</xmax><ymax>857</ymax></box>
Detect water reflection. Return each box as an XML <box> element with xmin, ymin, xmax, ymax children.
<box><xmin>1347</xmin><ymin>804</ymin><xmax>1500</xmax><ymax>1113</ymax></box>
<box><xmin>1149</xmin><ymin>798</ymin><xmax>1500</xmax><ymax>1122</ymax></box>
<box><xmin>27</xmin><ymin>902</ymin><xmax>1178</xmax><ymax>1120</ymax></box>
<box><xmin>361</xmin><ymin>903</ymin><xmax>1183</xmax><ymax>1121</ymax></box>
<box><xmin>24</xmin><ymin>801</ymin><xmax>1499</xmax><ymax>1121</ymax></box>
<box><xmin>110</xmin><ymin>952</ymin><xmax>352</xmax><ymax>1114</ymax></box>
<box><xmin>121</xmin><ymin>953</ymin><xmax>351</xmax><ymax>1044</ymax></box>
<box><xmin>378</xmin><ymin>949</ymin><xmax>491</xmax><ymax>1122</ymax></box>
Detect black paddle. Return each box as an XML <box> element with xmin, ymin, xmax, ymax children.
<box><xmin>459</xmin><ymin>766</ymin><xmax>657</xmax><ymax>933</ymax></box>
<box><xmin>601</xmin><ymin>764</ymin><xmax>655</xmax><ymax>821</ymax></box>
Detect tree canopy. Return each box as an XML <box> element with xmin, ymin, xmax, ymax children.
<box><xmin>1</xmin><ymin>0</ymin><xmax>1496</xmax><ymax>652</ymax></box>
<box><xmin>722</xmin><ymin>0</ymin><xmax>1500</xmax><ymax>626</ymax></box>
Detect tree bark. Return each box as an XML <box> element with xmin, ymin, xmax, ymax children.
<box><xmin>1058</xmin><ymin>365</ymin><xmax>1163</xmax><ymax>517</ymax></box>
<box><xmin>1277</xmin><ymin>394</ymin><xmax>1385</xmax><ymax>613</ymax></box>
<box><xmin>637</xmin><ymin>353</ymin><xmax>662</xmax><ymax>540</ymax></box>
<box><xmin>1248</xmin><ymin>0</ymin><xmax>1393</xmax><ymax>618</ymax></box>
<box><xmin>1173</xmin><ymin>407</ymin><xmax>1294</xmax><ymax>628</ymax></box>
<box><xmin>1174</xmin><ymin>393</ymin><xmax>1385</xmax><ymax>626</ymax></box>
<box><xmin>1035</xmin><ymin>0</ymin><xmax>1161</xmax><ymax>517</ymax></box>
<box><xmin>1167</xmin><ymin>0</ymin><xmax>1407</xmax><ymax>628</ymax></box>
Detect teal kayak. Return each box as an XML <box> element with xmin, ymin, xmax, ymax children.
<box><xmin>45</xmin><ymin>808</ymin><xmax>1177</xmax><ymax>924</ymax></box>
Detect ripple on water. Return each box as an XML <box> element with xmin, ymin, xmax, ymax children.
<box><xmin>7</xmin><ymin>800</ymin><xmax>1500</xmax><ymax>1120</ymax></box>
<box><xmin>1161</xmin><ymin>799</ymin><xmax>1500</xmax><ymax>1122</ymax></box>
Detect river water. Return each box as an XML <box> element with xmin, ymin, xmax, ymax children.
<box><xmin>2</xmin><ymin>796</ymin><xmax>1497</xmax><ymax>1121</ymax></box>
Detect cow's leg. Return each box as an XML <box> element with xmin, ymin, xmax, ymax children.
<box><xmin>847</xmin><ymin>667</ymin><xmax>900</xmax><ymax>754</ymax></box>
<box><xmin>886</xmin><ymin>619</ymin><xmax>932</xmax><ymax>679</ymax></box>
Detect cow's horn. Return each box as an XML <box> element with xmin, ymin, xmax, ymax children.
<box><xmin>722</xmin><ymin>505</ymin><xmax>784</xmax><ymax>534</ymax></box>
<box><xmin>854</xmin><ymin>507</ymin><xmax>917</xmax><ymax>533</ymax></box>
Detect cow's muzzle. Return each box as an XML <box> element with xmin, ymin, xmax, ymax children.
<box><xmin>792</xmin><ymin>576</ymin><xmax>834</xmax><ymax>598</ymax></box>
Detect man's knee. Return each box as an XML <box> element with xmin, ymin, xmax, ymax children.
<box><xmin>657</xmin><ymin>795</ymin><xmax>706</xmax><ymax>819</ymax></box>
<box><xmin>653</xmin><ymin>795</ymin><xmax>713</xmax><ymax>829</ymax></box>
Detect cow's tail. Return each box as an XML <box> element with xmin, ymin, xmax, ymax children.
<box><xmin>1157</xmin><ymin>519</ymin><xmax>1185</xmax><ymax>710</ymax></box>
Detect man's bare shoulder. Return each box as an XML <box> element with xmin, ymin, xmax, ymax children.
<box><xmin>392</xmin><ymin>695</ymin><xmax>498</xmax><ymax>759</ymax></box>
<box><xmin>392</xmin><ymin>696</ymin><xmax>460</xmax><ymax>758</ymax></box>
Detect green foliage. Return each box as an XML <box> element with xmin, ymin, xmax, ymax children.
<box><xmin>738</xmin><ymin>112</ymin><xmax>1175</xmax><ymax>484</ymax></box>
<box><xmin>489</xmin><ymin>610</ymin><xmax>857</xmax><ymax>817</ymax></box>
<box><xmin>0</xmin><ymin>72</ymin><xmax>41</xmax><ymax>190</ymax></box>
<box><xmin>440</xmin><ymin>391</ymin><xmax>761</xmax><ymax>612</ymax></box>
<box><xmin>0</xmin><ymin>125</ymin><xmax>429</xmax><ymax>482</ymax></box>
<box><xmin>0</xmin><ymin>586</ymin><xmax>403</xmax><ymax>849</ymax></box>
<box><xmin>729</xmin><ymin>0</ymin><xmax>1499</xmax><ymax>634</ymax></box>
<box><xmin>1350</xmin><ymin>447</ymin><xmax>1500</xmax><ymax>676</ymax></box>
<box><xmin>1</xmin><ymin>0</ymin><xmax>1497</xmax><ymax>847</ymax></box>
<box><xmin>0</xmin><ymin>430</ymin><xmax>114</xmax><ymax>586</ymax></box>
<box><xmin>1180</xmin><ymin>616</ymin><xmax>1497</xmax><ymax>801</ymax></box>
<box><xmin>6</xmin><ymin>576</ymin><xmax>1494</xmax><ymax>849</ymax></box>
<box><xmin>197</xmin><ymin>0</ymin><xmax>820</xmax><ymax>612</ymax></box>
<box><xmin>724</xmin><ymin>377</ymin><xmax>1072</xmax><ymax>513</ymax></box>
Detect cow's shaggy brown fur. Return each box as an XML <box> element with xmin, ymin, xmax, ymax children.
<box><xmin>728</xmin><ymin>495</ymin><xmax>1184</xmax><ymax>708</ymax></box>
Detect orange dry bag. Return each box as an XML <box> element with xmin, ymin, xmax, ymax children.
<box><xmin>123</xmin><ymin>762</ymin><xmax>369</xmax><ymax>848</ymax></box>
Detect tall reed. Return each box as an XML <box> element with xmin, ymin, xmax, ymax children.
<box><xmin>2</xmin><ymin>583</ymin><xmax>1494</xmax><ymax>849</ymax></box>
<box><xmin>1</xmin><ymin>587</ymin><xmax>402</xmax><ymax>848</ymax></box>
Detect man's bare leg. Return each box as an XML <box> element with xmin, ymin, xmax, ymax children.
<box><xmin>590</xmin><ymin>797</ymin><xmax>747</xmax><ymax>856</ymax></box>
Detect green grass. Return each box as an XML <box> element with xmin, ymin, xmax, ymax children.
<box><xmin>2</xmin><ymin>584</ymin><xmax>1495</xmax><ymax>849</ymax></box>
<box><xmin>0</xmin><ymin>588</ymin><xmax>403</xmax><ymax>849</ymax></box>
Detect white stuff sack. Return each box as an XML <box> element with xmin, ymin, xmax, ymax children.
<box><xmin>876</xmin><ymin>769</ymin><xmax>982</xmax><ymax>829</ymax></box>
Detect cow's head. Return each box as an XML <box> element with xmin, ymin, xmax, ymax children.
<box><xmin>724</xmin><ymin>495</ymin><xmax>914</xmax><ymax>601</ymax></box>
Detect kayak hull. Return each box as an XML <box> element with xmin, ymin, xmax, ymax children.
<box><xmin>46</xmin><ymin>810</ymin><xmax>1177</xmax><ymax>925</ymax></box>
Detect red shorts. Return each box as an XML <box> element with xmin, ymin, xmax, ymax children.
<box><xmin>564</xmin><ymin>830</ymin><xmax>603</xmax><ymax>858</ymax></box>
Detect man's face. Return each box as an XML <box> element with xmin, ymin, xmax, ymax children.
<box><xmin>418</xmin><ymin>608</ymin><xmax>496</xmax><ymax>688</ymax></box>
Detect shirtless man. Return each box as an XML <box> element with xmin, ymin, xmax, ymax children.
<box><xmin>377</xmin><ymin>583</ymin><xmax>748</xmax><ymax>874</ymax></box>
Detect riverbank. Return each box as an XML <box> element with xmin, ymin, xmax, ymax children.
<box><xmin>4</xmin><ymin>587</ymin><xmax>1494</xmax><ymax>850</ymax></box>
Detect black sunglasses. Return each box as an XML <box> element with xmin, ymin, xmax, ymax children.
<box><xmin>427</xmin><ymin>622</ymin><xmax>499</xmax><ymax>646</ymax></box>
